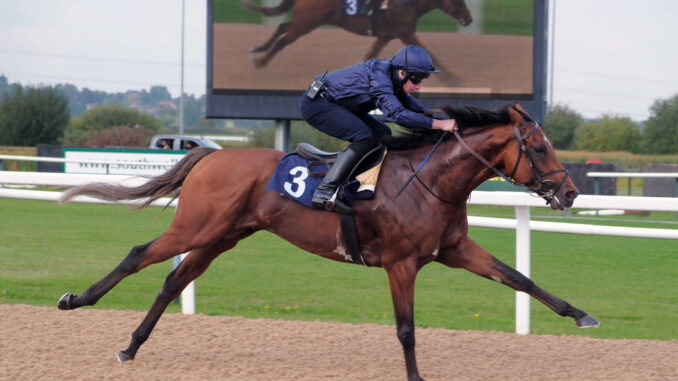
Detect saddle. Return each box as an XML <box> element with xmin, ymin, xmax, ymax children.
<box><xmin>296</xmin><ymin>142</ymin><xmax>386</xmax><ymax>192</ymax></box>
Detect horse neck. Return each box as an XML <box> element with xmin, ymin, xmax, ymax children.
<box><xmin>411</xmin><ymin>0</ymin><xmax>439</xmax><ymax>16</ymax></box>
<box><xmin>424</xmin><ymin>124</ymin><xmax>516</xmax><ymax>200</ymax></box>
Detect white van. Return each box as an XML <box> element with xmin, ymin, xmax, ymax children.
<box><xmin>149</xmin><ymin>135</ymin><xmax>222</xmax><ymax>151</ymax></box>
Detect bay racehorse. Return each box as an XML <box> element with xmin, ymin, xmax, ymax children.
<box><xmin>57</xmin><ymin>103</ymin><xmax>599</xmax><ymax>381</ymax></box>
<box><xmin>242</xmin><ymin>0</ymin><xmax>472</xmax><ymax>82</ymax></box>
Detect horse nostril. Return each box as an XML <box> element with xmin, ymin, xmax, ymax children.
<box><xmin>566</xmin><ymin>190</ymin><xmax>578</xmax><ymax>202</ymax></box>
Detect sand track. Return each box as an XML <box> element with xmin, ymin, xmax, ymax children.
<box><xmin>1</xmin><ymin>304</ymin><xmax>675</xmax><ymax>380</ymax></box>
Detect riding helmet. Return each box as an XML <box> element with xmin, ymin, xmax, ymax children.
<box><xmin>391</xmin><ymin>45</ymin><xmax>439</xmax><ymax>74</ymax></box>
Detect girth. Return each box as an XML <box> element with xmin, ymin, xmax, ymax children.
<box><xmin>296</xmin><ymin>142</ymin><xmax>387</xmax><ymax>267</ymax></box>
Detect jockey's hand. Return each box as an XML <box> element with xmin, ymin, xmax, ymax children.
<box><xmin>432</xmin><ymin>118</ymin><xmax>458</xmax><ymax>132</ymax></box>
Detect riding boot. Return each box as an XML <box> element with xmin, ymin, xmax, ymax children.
<box><xmin>312</xmin><ymin>140</ymin><xmax>376</xmax><ymax>215</ymax></box>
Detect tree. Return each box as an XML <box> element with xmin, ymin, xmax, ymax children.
<box><xmin>148</xmin><ymin>86</ymin><xmax>172</xmax><ymax>103</ymax></box>
<box><xmin>0</xmin><ymin>84</ymin><xmax>69</xmax><ymax>146</ymax></box>
<box><xmin>85</xmin><ymin>125</ymin><xmax>156</xmax><ymax>148</ymax></box>
<box><xmin>543</xmin><ymin>104</ymin><xmax>582</xmax><ymax>149</ymax></box>
<box><xmin>640</xmin><ymin>94</ymin><xmax>678</xmax><ymax>154</ymax></box>
<box><xmin>574</xmin><ymin>114</ymin><xmax>640</xmax><ymax>152</ymax></box>
<box><xmin>249</xmin><ymin>121</ymin><xmax>347</xmax><ymax>151</ymax></box>
<box><xmin>0</xmin><ymin>74</ymin><xmax>8</xmax><ymax>96</ymax></box>
<box><xmin>63</xmin><ymin>104</ymin><xmax>162</xmax><ymax>146</ymax></box>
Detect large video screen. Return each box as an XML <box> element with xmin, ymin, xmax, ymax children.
<box><xmin>207</xmin><ymin>0</ymin><xmax>547</xmax><ymax>121</ymax></box>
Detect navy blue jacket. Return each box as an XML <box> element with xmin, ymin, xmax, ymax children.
<box><xmin>320</xmin><ymin>59</ymin><xmax>432</xmax><ymax>129</ymax></box>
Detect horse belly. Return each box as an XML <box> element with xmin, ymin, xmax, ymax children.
<box><xmin>257</xmin><ymin>193</ymin><xmax>355</xmax><ymax>264</ymax></box>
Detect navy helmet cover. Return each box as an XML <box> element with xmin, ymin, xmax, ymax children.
<box><xmin>391</xmin><ymin>45</ymin><xmax>439</xmax><ymax>74</ymax></box>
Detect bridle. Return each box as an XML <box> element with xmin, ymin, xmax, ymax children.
<box><xmin>453</xmin><ymin>122</ymin><xmax>569</xmax><ymax>205</ymax></box>
<box><xmin>403</xmin><ymin>121</ymin><xmax>569</xmax><ymax>206</ymax></box>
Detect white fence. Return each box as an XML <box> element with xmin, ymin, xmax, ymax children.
<box><xmin>2</xmin><ymin>169</ymin><xmax>678</xmax><ymax>334</ymax></box>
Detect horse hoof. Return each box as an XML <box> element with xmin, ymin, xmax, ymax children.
<box><xmin>575</xmin><ymin>314</ymin><xmax>600</xmax><ymax>328</ymax></box>
<box><xmin>117</xmin><ymin>351</ymin><xmax>134</xmax><ymax>363</ymax></box>
<box><xmin>57</xmin><ymin>293</ymin><xmax>75</xmax><ymax>310</ymax></box>
<box><xmin>249</xmin><ymin>56</ymin><xmax>265</xmax><ymax>70</ymax></box>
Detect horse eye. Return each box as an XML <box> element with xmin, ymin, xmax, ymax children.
<box><xmin>534</xmin><ymin>146</ymin><xmax>546</xmax><ymax>155</ymax></box>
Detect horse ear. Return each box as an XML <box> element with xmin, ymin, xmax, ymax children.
<box><xmin>513</xmin><ymin>102</ymin><xmax>527</xmax><ymax>114</ymax></box>
<box><xmin>507</xmin><ymin>105</ymin><xmax>523</xmax><ymax>124</ymax></box>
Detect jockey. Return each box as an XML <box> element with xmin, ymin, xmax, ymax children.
<box><xmin>300</xmin><ymin>45</ymin><xmax>458</xmax><ymax>215</ymax></box>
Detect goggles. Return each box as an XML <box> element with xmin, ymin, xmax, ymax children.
<box><xmin>407</xmin><ymin>72</ymin><xmax>430</xmax><ymax>85</ymax></box>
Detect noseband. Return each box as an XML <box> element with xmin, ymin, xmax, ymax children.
<box><xmin>453</xmin><ymin>123</ymin><xmax>569</xmax><ymax>205</ymax></box>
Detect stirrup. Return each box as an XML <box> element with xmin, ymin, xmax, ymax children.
<box><xmin>314</xmin><ymin>188</ymin><xmax>353</xmax><ymax>215</ymax></box>
<box><xmin>324</xmin><ymin>199</ymin><xmax>354</xmax><ymax>215</ymax></box>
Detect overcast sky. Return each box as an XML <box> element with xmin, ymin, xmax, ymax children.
<box><xmin>1</xmin><ymin>0</ymin><xmax>676</xmax><ymax>122</ymax></box>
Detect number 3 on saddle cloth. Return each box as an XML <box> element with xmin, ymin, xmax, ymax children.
<box><xmin>265</xmin><ymin>143</ymin><xmax>387</xmax><ymax>211</ymax></box>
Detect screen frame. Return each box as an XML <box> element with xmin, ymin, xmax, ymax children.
<box><xmin>206</xmin><ymin>0</ymin><xmax>548</xmax><ymax>122</ymax></box>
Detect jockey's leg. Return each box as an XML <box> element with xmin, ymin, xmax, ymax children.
<box><xmin>300</xmin><ymin>95</ymin><xmax>381</xmax><ymax>214</ymax></box>
<box><xmin>312</xmin><ymin>139</ymin><xmax>378</xmax><ymax>214</ymax></box>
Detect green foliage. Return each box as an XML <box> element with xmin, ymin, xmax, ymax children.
<box><xmin>574</xmin><ymin>115</ymin><xmax>640</xmax><ymax>152</ymax></box>
<box><xmin>0</xmin><ymin>74</ymin><xmax>8</xmax><ymax>93</ymax></box>
<box><xmin>0</xmin><ymin>146</ymin><xmax>37</xmax><ymax>171</ymax></box>
<box><xmin>639</xmin><ymin>94</ymin><xmax>678</xmax><ymax>154</ymax></box>
<box><xmin>148</xmin><ymin>85</ymin><xmax>172</xmax><ymax>103</ymax></box>
<box><xmin>481</xmin><ymin>0</ymin><xmax>534</xmax><ymax>35</ymax></box>
<box><xmin>63</xmin><ymin>104</ymin><xmax>162</xmax><ymax>146</ymax></box>
<box><xmin>85</xmin><ymin>125</ymin><xmax>157</xmax><ymax>148</ymax></box>
<box><xmin>555</xmin><ymin>149</ymin><xmax>678</xmax><ymax>170</ymax></box>
<box><xmin>543</xmin><ymin>104</ymin><xmax>582</xmax><ymax>149</ymax></box>
<box><xmin>0</xmin><ymin>84</ymin><xmax>69</xmax><ymax>146</ymax></box>
<box><xmin>290</xmin><ymin>121</ymin><xmax>348</xmax><ymax>151</ymax></box>
<box><xmin>250</xmin><ymin>121</ymin><xmax>348</xmax><ymax>152</ymax></box>
<box><xmin>214</xmin><ymin>0</ymin><xmax>269</xmax><ymax>24</ymax></box>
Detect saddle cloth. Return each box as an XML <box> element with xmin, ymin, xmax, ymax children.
<box><xmin>341</xmin><ymin>0</ymin><xmax>375</xmax><ymax>16</ymax></box>
<box><xmin>341</xmin><ymin>0</ymin><xmax>398</xmax><ymax>16</ymax></box>
<box><xmin>265</xmin><ymin>149</ymin><xmax>387</xmax><ymax>209</ymax></box>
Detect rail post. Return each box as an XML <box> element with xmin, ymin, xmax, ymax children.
<box><xmin>515</xmin><ymin>205</ymin><xmax>531</xmax><ymax>334</ymax></box>
<box><xmin>593</xmin><ymin>176</ymin><xmax>600</xmax><ymax>216</ymax></box>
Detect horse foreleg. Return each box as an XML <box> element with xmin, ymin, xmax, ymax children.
<box><xmin>253</xmin><ymin>25</ymin><xmax>313</xmax><ymax>69</ymax></box>
<box><xmin>250</xmin><ymin>22</ymin><xmax>290</xmax><ymax>53</ymax></box>
<box><xmin>117</xmin><ymin>236</ymin><xmax>243</xmax><ymax>362</ymax></box>
<box><xmin>437</xmin><ymin>237</ymin><xmax>600</xmax><ymax>329</ymax></box>
<box><xmin>365</xmin><ymin>37</ymin><xmax>391</xmax><ymax>60</ymax></box>
<box><xmin>386</xmin><ymin>259</ymin><xmax>424</xmax><ymax>381</ymax></box>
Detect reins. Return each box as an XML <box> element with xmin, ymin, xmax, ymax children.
<box><xmin>453</xmin><ymin>123</ymin><xmax>569</xmax><ymax>205</ymax></box>
<box><xmin>397</xmin><ymin>122</ymin><xmax>569</xmax><ymax>206</ymax></box>
<box><xmin>396</xmin><ymin>131</ymin><xmax>449</xmax><ymax>199</ymax></box>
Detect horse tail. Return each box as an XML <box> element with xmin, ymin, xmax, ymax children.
<box><xmin>59</xmin><ymin>147</ymin><xmax>218</xmax><ymax>209</ymax></box>
<box><xmin>241</xmin><ymin>0</ymin><xmax>295</xmax><ymax>17</ymax></box>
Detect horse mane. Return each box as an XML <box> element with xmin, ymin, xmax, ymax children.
<box><xmin>380</xmin><ymin>104</ymin><xmax>513</xmax><ymax>150</ymax></box>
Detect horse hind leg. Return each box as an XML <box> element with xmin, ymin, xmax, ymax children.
<box><xmin>58</xmin><ymin>239</ymin><xmax>167</xmax><ymax>310</ymax></box>
<box><xmin>437</xmin><ymin>237</ymin><xmax>600</xmax><ymax>329</ymax></box>
<box><xmin>58</xmin><ymin>227</ymin><xmax>200</xmax><ymax>310</ymax></box>
<box><xmin>117</xmin><ymin>234</ymin><xmax>249</xmax><ymax>362</ymax></box>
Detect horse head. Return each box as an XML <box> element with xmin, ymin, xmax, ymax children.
<box><xmin>439</xmin><ymin>0</ymin><xmax>473</xmax><ymax>26</ymax></box>
<box><xmin>503</xmin><ymin>103</ymin><xmax>579</xmax><ymax>210</ymax></box>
